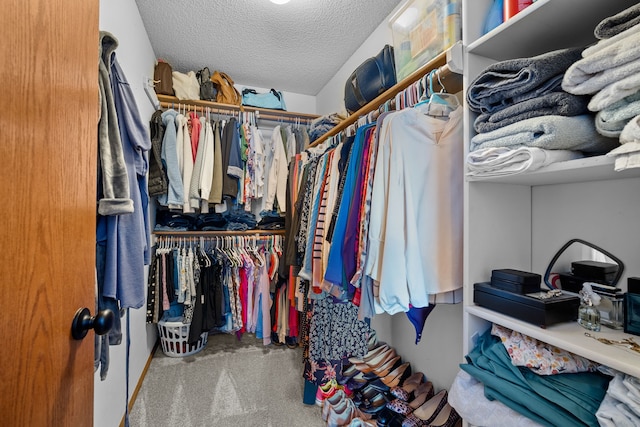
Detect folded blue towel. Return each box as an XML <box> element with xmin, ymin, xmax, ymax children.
<box><xmin>470</xmin><ymin>115</ymin><xmax>620</xmax><ymax>154</ymax></box>
<box><xmin>467</xmin><ymin>47</ymin><xmax>583</xmax><ymax>114</ymax></box>
<box><xmin>595</xmin><ymin>90</ymin><xmax>640</xmax><ymax>137</ymax></box>
<box><xmin>474</xmin><ymin>91</ymin><xmax>590</xmax><ymax>133</ymax></box>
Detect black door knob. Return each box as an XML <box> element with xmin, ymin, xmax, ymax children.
<box><xmin>71</xmin><ymin>307</ymin><xmax>115</xmax><ymax>340</ymax></box>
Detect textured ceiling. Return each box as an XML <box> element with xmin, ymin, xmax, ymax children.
<box><xmin>135</xmin><ymin>0</ymin><xmax>402</xmax><ymax>96</ymax></box>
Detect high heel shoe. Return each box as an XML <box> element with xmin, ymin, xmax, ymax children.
<box><xmin>381</xmin><ymin>362</ymin><xmax>412</xmax><ymax>388</ymax></box>
<box><xmin>351</xmin><ymin>383</ymin><xmax>385</xmax><ymax>406</ymax></box>
<box><xmin>359</xmin><ymin>392</ymin><xmax>389</xmax><ymax>416</ymax></box>
<box><xmin>409</xmin><ymin>382</ymin><xmax>434</xmax><ymax>408</ymax></box>
<box><xmin>348</xmin><ymin>344</ymin><xmax>391</xmax><ymax>365</ymax></box>
<box><xmin>401</xmin><ymin>390</ymin><xmax>448</xmax><ymax>427</ymax></box>
<box><xmin>371</xmin><ymin>355</ymin><xmax>403</xmax><ymax>378</ymax></box>
<box><xmin>357</xmin><ymin>348</ymin><xmax>398</xmax><ymax>374</ymax></box>
<box><xmin>345</xmin><ymin>372</ymin><xmax>368</xmax><ymax>391</ymax></box>
<box><xmin>389</xmin><ymin>372</ymin><xmax>425</xmax><ymax>401</ymax></box>
<box><xmin>424</xmin><ymin>403</ymin><xmax>460</xmax><ymax>427</ymax></box>
<box><xmin>341</xmin><ymin>363</ymin><xmax>361</xmax><ymax>382</ymax></box>
<box><xmin>385</xmin><ymin>382</ymin><xmax>434</xmax><ymax>417</ymax></box>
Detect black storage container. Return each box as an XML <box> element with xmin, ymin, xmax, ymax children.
<box><xmin>558</xmin><ymin>272</ymin><xmax>621</xmax><ymax>294</ymax></box>
<box><xmin>571</xmin><ymin>260</ymin><xmax>618</xmax><ymax>282</ymax></box>
<box><xmin>490</xmin><ymin>268</ymin><xmax>541</xmax><ymax>294</ymax></box>
<box><xmin>474</xmin><ymin>282</ymin><xmax>580</xmax><ymax>328</ymax></box>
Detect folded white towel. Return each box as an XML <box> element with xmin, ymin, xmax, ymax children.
<box><xmin>467</xmin><ymin>146</ymin><xmax>583</xmax><ymax>177</ymax></box>
<box><xmin>588</xmin><ymin>72</ymin><xmax>640</xmax><ymax>112</ymax></box>
<box><xmin>606</xmin><ymin>113</ymin><xmax>640</xmax><ymax>171</ymax></box>
<box><xmin>563</xmin><ymin>27</ymin><xmax>640</xmax><ymax>95</ymax></box>
<box><xmin>619</xmin><ymin>113</ymin><xmax>640</xmax><ymax>143</ymax></box>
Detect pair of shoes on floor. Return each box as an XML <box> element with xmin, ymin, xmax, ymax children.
<box><xmin>343</xmin><ymin>359</ymin><xmax>412</xmax><ymax>399</ymax></box>
<box><xmin>399</xmin><ymin>389</ymin><xmax>461</xmax><ymax>427</ymax></box>
<box><xmin>271</xmin><ymin>333</ymin><xmax>298</xmax><ymax>348</ymax></box>
<box><xmin>348</xmin><ymin>344</ymin><xmax>397</xmax><ymax>373</ymax></box>
<box><xmin>385</xmin><ymin>381</ymin><xmax>435</xmax><ymax>417</ymax></box>
<box><xmin>376</xmin><ymin>377</ymin><xmax>432</xmax><ymax>427</ymax></box>
<box><xmin>388</xmin><ymin>372</ymin><xmax>428</xmax><ymax>401</ymax></box>
<box><xmin>316</xmin><ymin>379</ymin><xmax>352</xmax><ymax>407</ymax></box>
<box><xmin>322</xmin><ymin>389</ymin><xmax>373</xmax><ymax>427</ymax></box>
<box><xmin>340</xmin><ymin>344</ymin><xmax>397</xmax><ymax>388</ymax></box>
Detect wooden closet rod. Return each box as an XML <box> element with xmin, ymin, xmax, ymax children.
<box><xmin>156</xmin><ymin>94</ymin><xmax>319</xmax><ymax>122</ymax></box>
<box><xmin>153</xmin><ymin>229</ymin><xmax>285</xmax><ymax>237</ymax></box>
<box><xmin>309</xmin><ymin>43</ymin><xmax>464</xmax><ymax>148</ymax></box>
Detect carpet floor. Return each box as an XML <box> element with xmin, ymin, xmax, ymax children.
<box><xmin>129</xmin><ymin>333</ymin><xmax>325</xmax><ymax>427</ymax></box>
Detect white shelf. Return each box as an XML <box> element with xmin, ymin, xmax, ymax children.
<box><xmin>466</xmin><ymin>305</ymin><xmax>640</xmax><ymax>378</ymax></box>
<box><xmin>467</xmin><ymin>0</ymin><xmax>640</xmax><ymax>61</ymax></box>
<box><xmin>466</xmin><ymin>155</ymin><xmax>640</xmax><ymax>186</ymax></box>
<box><xmin>462</xmin><ymin>0</ymin><xmax>640</xmax><ymax>396</ymax></box>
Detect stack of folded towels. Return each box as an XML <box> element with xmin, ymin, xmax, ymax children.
<box><xmin>562</xmin><ymin>3</ymin><xmax>640</xmax><ymax>171</ymax></box>
<box><xmin>466</xmin><ymin>44</ymin><xmax>620</xmax><ymax>177</ymax></box>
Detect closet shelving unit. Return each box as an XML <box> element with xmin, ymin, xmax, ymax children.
<box><xmin>310</xmin><ymin>41</ymin><xmax>464</xmax><ymax>148</ymax></box>
<box><xmin>156</xmin><ymin>94</ymin><xmax>320</xmax><ymax>123</ymax></box>
<box><xmin>462</xmin><ymin>0</ymin><xmax>640</xmax><ymax>385</ymax></box>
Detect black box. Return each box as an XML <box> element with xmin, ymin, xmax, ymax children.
<box><xmin>558</xmin><ymin>272</ymin><xmax>621</xmax><ymax>294</ymax></box>
<box><xmin>473</xmin><ymin>282</ymin><xmax>580</xmax><ymax>328</ymax></box>
<box><xmin>571</xmin><ymin>260</ymin><xmax>618</xmax><ymax>282</ymax></box>
<box><xmin>490</xmin><ymin>269</ymin><xmax>541</xmax><ymax>294</ymax></box>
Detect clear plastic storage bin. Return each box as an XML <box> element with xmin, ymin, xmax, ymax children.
<box><xmin>389</xmin><ymin>0</ymin><xmax>461</xmax><ymax>81</ymax></box>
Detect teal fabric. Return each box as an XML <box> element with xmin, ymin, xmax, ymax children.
<box><xmin>460</xmin><ymin>328</ymin><xmax>611</xmax><ymax>427</ymax></box>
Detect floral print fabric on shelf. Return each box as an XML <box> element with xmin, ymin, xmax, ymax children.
<box><xmin>491</xmin><ymin>323</ymin><xmax>599</xmax><ymax>375</ymax></box>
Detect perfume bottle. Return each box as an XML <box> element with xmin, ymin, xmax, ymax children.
<box><xmin>578</xmin><ymin>283</ymin><xmax>601</xmax><ymax>332</ymax></box>
<box><xmin>624</xmin><ymin>277</ymin><xmax>640</xmax><ymax>336</ymax></box>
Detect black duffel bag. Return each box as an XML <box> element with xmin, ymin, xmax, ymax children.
<box><xmin>344</xmin><ymin>45</ymin><xmax>397</xmax><ymax>114</ymax></box>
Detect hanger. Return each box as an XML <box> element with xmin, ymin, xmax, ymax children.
<box><xmin>199</xmin><ymin>237</ymin><xmax>211</xmax><ymax>267</ymax></box>
<box><xmin>413</xmin><ymin>69</ymin><xmax>460</xmax><ymax>117</ymax></box>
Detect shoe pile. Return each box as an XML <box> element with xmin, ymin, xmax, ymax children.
<box><xmin>316</xmin><ymin>337</ymin><xmax>462</xmax><ymax>427</ymax></box>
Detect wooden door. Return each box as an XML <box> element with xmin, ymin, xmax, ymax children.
<box><xmin>0</xmin><ymin>0</ymin><xmax>99</xmax><ymax>425</ymax></box>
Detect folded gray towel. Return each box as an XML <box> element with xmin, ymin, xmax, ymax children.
<box><xmin>467</xmin><ymin>47</ymin><xmax>584</xmax><ymax>114</ymax></box>
<box><xmin>594</xmin><ymin>4</ymin><xmax>640</xmax><ymax>39</ymax></box>
<box><xmin>595</xmin><ymin>90</ymin><xmax>640</xmax><ymax>137</ymax></box>
<box><xmin>470</xmin><ymin>115</ymin><xmax>620</xmax><ymax>154</ymax></box>
<box><xmin>474</xmin><ymin>91</ymin><xmax>590</xmax><ymax>133</ymax></box>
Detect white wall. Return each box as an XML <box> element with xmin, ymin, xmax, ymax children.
<box><xmin>317</xmin><ymin>1</ymin><xmax>464</xmax><ymax>392</ymax></box>
<box><xmin>96</xmin><ymin>1</ymin><xmax>158</xmax><ymax>427</ymax></box>
<box><xmin>315</xmin><ymin>18</ymin><xmax>394</xmax><ymax>115</ymax></box>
